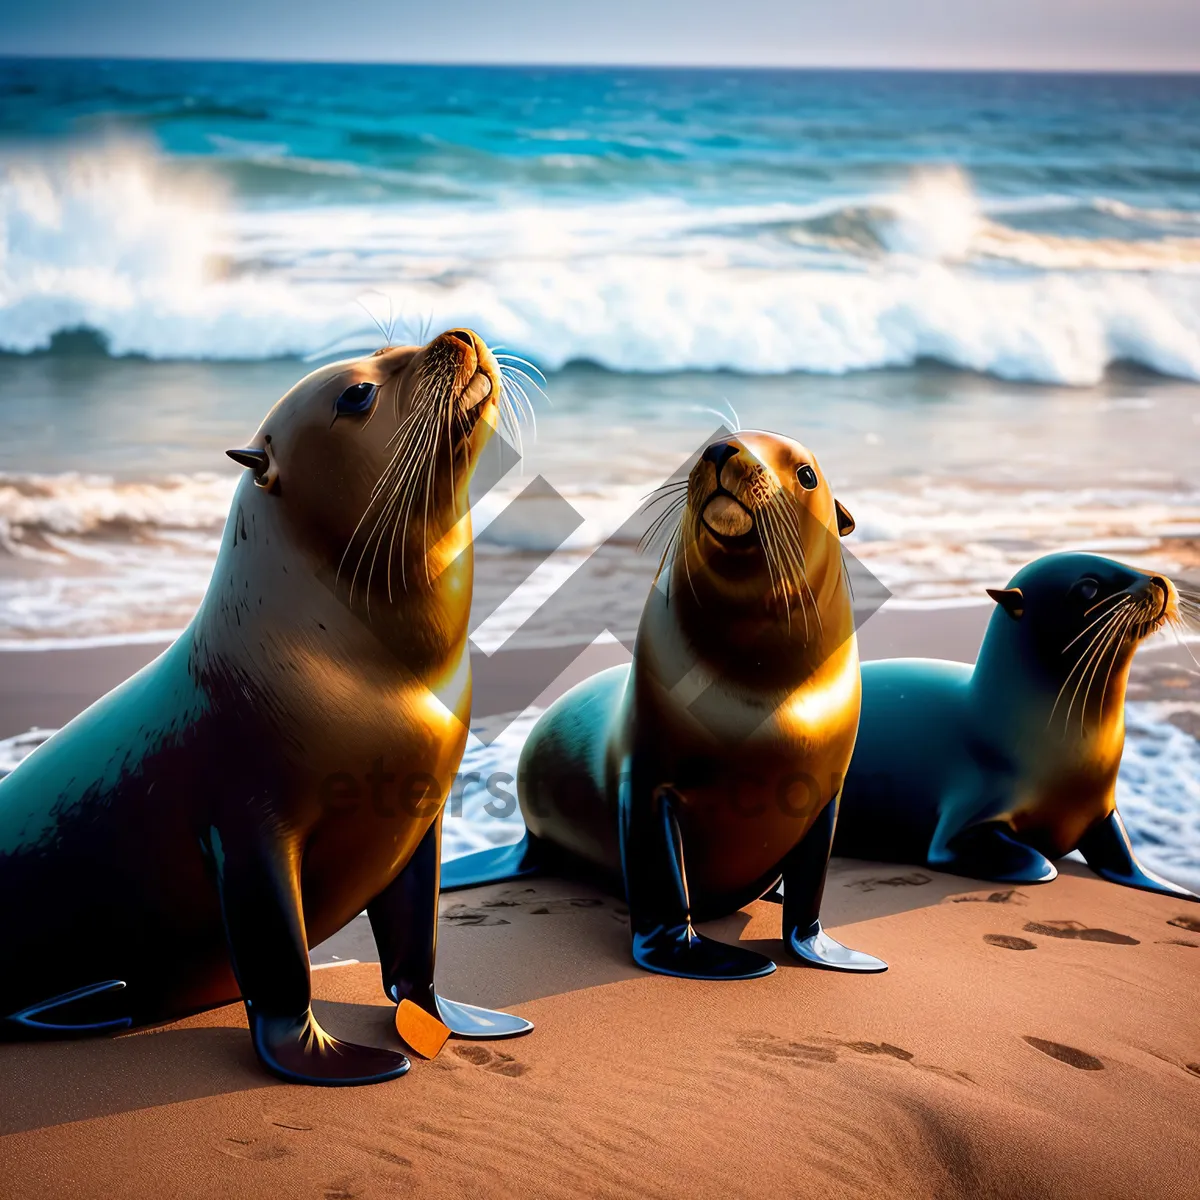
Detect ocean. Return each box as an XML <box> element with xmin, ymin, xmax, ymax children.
<box><xmin>0</xmin><ymin>60</ymin><xmax>1198</xmax><ymax>882</ymax></box>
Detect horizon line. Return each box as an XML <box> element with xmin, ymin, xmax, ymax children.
<box><xmin>2</xmin><ymin>53</ymin><xmax>1198</xmax><ymax>75</ymax></box>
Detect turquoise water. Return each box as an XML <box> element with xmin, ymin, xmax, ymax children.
<box><xmin>1</xmin><ymin>59</ymin><xmax>1199</xmax><ymax>643</ymax></box>
<box><xmin>2</xmin><ymin>61</ymin><xmax>1200</xmax><ymax>378</ymax></box>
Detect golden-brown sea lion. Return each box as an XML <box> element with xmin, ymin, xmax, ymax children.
<box><xmin>445</xmin><ymin>431</ymin><xmax>887</xmax><ymax>979</ymax></box>
<box><xmin>0</xmin><ymin>329</ymin><xmax>534</xmax><ymax>1085</ymax></box>
<box><xmin>834</xmin><ymin>552</ymin><xmax>1199</xmax><ymax>903</ymax></box>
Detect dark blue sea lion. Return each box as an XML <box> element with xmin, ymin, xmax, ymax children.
<box><xmin>0</xmin><ymin>329</ymin><xmax>533</xmax><ymax>1085</ymax></box>
<box><xmin>834</xmin><ymin>552</ymin><xmax>1199</xmax><ymax>901</ymax></box>
<box><xmin>446</xmin><ymin>431</ymin><xmax>886</xmax><ymax>980</ymax></box>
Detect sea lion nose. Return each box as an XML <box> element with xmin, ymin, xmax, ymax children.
<box><xmin>446</xmin><ymin>330</ymin><xmax>475</xmax><ymax>349</ymax></box>
<box><xmin>702</xmin><ymin>441</ymin><xmax>739</xmax><ymax>479</ymax></box>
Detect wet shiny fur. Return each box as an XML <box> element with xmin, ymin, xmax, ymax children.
<box><xmin>835</xmin><ymin>552</ymin><xmax>1199</xmax><ymax>902</ymax></box>
<box><xmin>0</xmin><ymin>330</ymin><xmax>534</xmax><ymax>1084</ymax></box>
<box><xmin>446</xmin><ymin>431</ymin><xmax>887</xmax><ymax>979</ymax></box>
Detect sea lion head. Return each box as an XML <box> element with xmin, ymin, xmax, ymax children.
<box><xmin>656</xmin><ymin>430</ymin><xmax>856</xmax><ymax>652</ymax></box>
<box><xmin>982</xmin><ymin>551</ymin><xmax>1178</xmax><ymax>732</ymax></box>
<box><xmin>227</xmin><ymin>328</ymin><xmax>510</xmax><ymax>602</ymax></box>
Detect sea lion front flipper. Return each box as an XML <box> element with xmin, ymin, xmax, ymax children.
<box><xmin>1077</xmin><ymin>810</ymin><xmax>1199</xmax><ymax>902</ymax></box>
<box><xmin>781</xmin><ymin>800</ymin><xmax>887</xmax><ymax>973</ymax></box>
<box><xmin>935</xmin><ymin>822</ymin><xmax>1058</xmax><ymax>885</ymax></box>
<box><xmin>209</xmin><ymin>823</ymin><xmax>411</xmax><ymax>1086</ymax></box>
<box><xmin>622</xmin><ymin>782</ymin><xmax>776</xmax><ymax>981</ymax></box>
<box><xmin>367</xmin><ymin>815</ymin><xmax>534</xmax><ymax>1041</ymax></box>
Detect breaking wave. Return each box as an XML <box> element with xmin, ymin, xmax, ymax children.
<box><xmin>3</xmin><ymin>147</ymin><xmax>1200</xmax><ymax>385</ymax></box>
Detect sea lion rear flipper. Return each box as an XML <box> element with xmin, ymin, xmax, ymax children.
<box><xmin>781</xmin><ymin>799</ymin><xmax>887</xmax><ymax>973</ymax></box>
<box><xmin>5</xmin><ymin>979</ymin><xmax>132</xmax><ymax>1036</ymax></box>
<box><xmin>439</xmin><ymin>832</ymin><xmax>542</xmax><ymax>892</ymax></box>
<box><xmin>209</xmin><ymin>822</ymin><xmax>411</xmax><ymax>1086</ymax></box>
<box><xmin>936</xmin><ymin>822</ymin><xmax>1057</xmax><ymax>884</ymax></box>
<box><xmin>622</xmin><ymin>781</ymin><xmax>776</xmax><ymax>981</ymax></box>
<box><xmin>368</xmin><ymin>815</ymin><xmax>534</xmax><ymax>1042</ymax></box>
<box><xmin>1077</xmin><ymin>810</ymin><xmax>1199</xmax><ymax>902</ymax></box>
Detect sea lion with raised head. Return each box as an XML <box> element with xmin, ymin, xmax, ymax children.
<box><xmin>834</xmin><ymin>552</ymin><xmax>1199</xmax><ymax>901</ymax></box>
<box><xmin>445</xmin><ymin>431</ymin><xmax>887</xmax><ymax>979</ymax></box>
<box><xmin>0</xmin><ymin>328</ymin><xmax>534</xmax><ymax>1085</ymax></box>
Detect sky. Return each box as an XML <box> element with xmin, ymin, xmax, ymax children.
<box><xmin>1</xmin><ymin>0</ymin><xmax>1199</xmax><ymax>71</ymax></box>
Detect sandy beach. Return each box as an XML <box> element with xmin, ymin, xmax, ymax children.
<box><xmin>1</xmin><ymin>604</ymin><xmax>1198</xmax><ymax>1198</ymax></box>
<box><xmin>1</xmin><ymin>864</ymin><xmax>1197</xmax><ymax>1198</ymax></box>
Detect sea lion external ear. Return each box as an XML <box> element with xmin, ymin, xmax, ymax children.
<box><xmin>226</xmin><ymin>445</ymin><xmax>278</xmax><ymax>491</ymax></box>
<box><xmin>986</xmin><ymin>587</ymin><xmax>1024</xmax><ymax>620</ymax></box>
<box><xmin>834</xmin><ymin>500</ymin><xmax>855</xmax><ymax>537</ymax></box>
<box><xmin>227</xmin><ymin>448</ymin><xmax>269</xmax><ymax>473</ymax></box>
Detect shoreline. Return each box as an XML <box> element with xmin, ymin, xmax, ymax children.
<box><xmin>6</xmin><ymin>599</ymin><xmax>1199</xmax><ymax>742</ymax></box>
<box><xmin>0</xmin><ymin>603</ymin><xmax>1002</xmax><ymax>741</ymax></box>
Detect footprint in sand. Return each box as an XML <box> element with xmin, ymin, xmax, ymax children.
<box><xmin>526</xmin><ymin>898</ymin><xmax>605</xmax><ymax>916</ymax></box>
<box><xmin>263</xmin><ymin>1111</ymin><xmax>313</xmax><ymax>1132</ymax></box>
<box><xmin>442</xmin><ymin>903</ymin><xmax>512</xmax><ymax>927</ymax></box>
<box><xmin>736</xmin><ymin>1032</ymin><xmax>838</xmax><ymax>1065</ymax></box>
<box><xmin>1156</xmin><ymin>938</ymin><xmax>1199</xmax><ymax>948</ymax></box>
<box><xmin>1022</xmin><ymin>1037</ymin><xmax>1104</xmax><ymax>1071</ymax></box>
<box><xmin>738</xmin><ymin>1033</ymin><xmax>975</xmax><ymax>1086</ymax></box>
<box><xmin>844</xmin><ymin>1041</ymin><xmax>914</xmax><ymax>1061</ymax></box>
<box><xmin>443</xmin><ymin>891</ymin><xmax>607</xmax><ymax>926</ymax></box>
<box><xmin>844</xmin><ymin>872</ymin><xmax>931</xmax><ymax>894</ymax></box>
<box><xmin>452</xmin><ymin>1043</ymin><xmax>529</xmax><ymax>1077</ymax></box>
<box><xmin>217</xmin><ymin>1137</ymin><xmax>292</xmax><ymax>1161</ymax></box>
<box><xmin>1168</xmin><ymin>915</ymin><xmax>1200</xmax><ymax>934</ymax></box>
<box><xmin>1023</xmin><ymin>920</ymin><xmax>1138</xmax><ymax>945</ymax></box>
<box><xmin>949</xmin><ymin>889</ymin><xmax>1028</xmax><ymax>905</ymax></box>
<box><xmin>983</xmin><ymin>934</ymin><xmax>1037</xmax><ymax>951</ymax></box>
<box><xmin>324</xmin><ymin>1177</ymin><xmax>365</xmax><ymax>1200</ymax></box>
<box><xmin>840</xmin><ymin>1039</ymin><xmax>977</xmax><ymax>1086</ymax></box>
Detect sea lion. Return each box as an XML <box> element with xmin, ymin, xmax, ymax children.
<box><xmin>445</xmin><ymin>431</ymin><xmax>887</xmax><ymax>979</ymax></box>
<box><xmin>0</xmin><ymin>328</ymin><xmax>534</xmax><ymax>1086</ymax></box>
<box><xmin>834</xmin><ymin>551</ymin><xmax>1199</xmax><ymax>901</ymax></box>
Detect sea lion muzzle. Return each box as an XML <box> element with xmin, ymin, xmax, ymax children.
<box><xmin>460</xmin><ymin>371</ymin><xmax>493</xmax><ymax>411</ymax></box>
<box><xmin>701</xmin><ymin>493</ymin><xmax>754</xmax><ymax>540</ymax></box>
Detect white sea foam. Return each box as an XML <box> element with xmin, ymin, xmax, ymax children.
<box><xmin>0</xmin><ymin>471</ymin><xmax>234</xmax><ymax>556</ymax></box>
<box><xmin>4</xmin><ymin>146</ymin><xmax>1200</xmax><ymax>384</ymax></box>
<box><xmin>1</xmin><ymin>466</ymin><xmax>1198</xmax><ymax>646</ymax></box>
<box><xmin>1115</xmin><ymin>703</ymin><xmax>1200</xmax><ymax>894</ymax></box>
<box><xmin>0</xmin><ymin>472</ymin><xmax>229</xmax><ymax>645</ymax></box>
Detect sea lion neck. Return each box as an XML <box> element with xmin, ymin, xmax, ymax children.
<box><xmin>660</xmin><ymin>555</ymin><xmax>850</xmax><ymax>691</ymax></box>
<box><xmin>971</xmin><ymin>609</ymin><xmax>1137</xmax><ymax>746</ymax></box>
<box><xmin>192</xmin><ymin>475</ymin><xmax>472</xmax><ymax>691</ymax></box>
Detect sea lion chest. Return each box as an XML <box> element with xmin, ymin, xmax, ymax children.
<box><xmin>624</xmin><ymin>625</ymin><xmax>860</xmax><ymax>905</ymax></box>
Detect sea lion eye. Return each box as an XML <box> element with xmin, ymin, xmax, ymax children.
<box><xmin>1075</xmin><ymin>578</ymin><xmax>1100</xmax><ymax>601</ymax></box>
<box><xmin>335</xmin><ymin>381</ymin><xmax>378</xmax><ymax>416</ymax></box>
<box><xmin>796</xmin><ymin>465</ymin><xmax>819</xmax><ymax>490</ymax></box>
